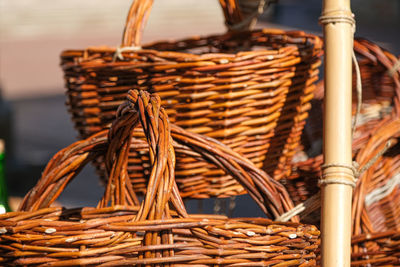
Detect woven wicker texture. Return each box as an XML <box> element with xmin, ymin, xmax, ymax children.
<box><xmin>0</xmin><ymin>90</ymin><xmax>321</xmax><ymax>266</ymax></box>
<box><xmin>61</xmin><ymin>0</ymin><xmax>323</xmax><ymax>199</ymax></box>
<box><xmin>351</xmin><ymin>231</ymin><xmax>400</xmax><ymax>266</ymax></box>
<box><xmin>284</xmin><ymin>117</ymin><xmax>400</xmax><ymax>237</ymax></box>
<box><xmin>284</xmin><ymin>116</ymin><xmax>400</xmax><ymax>265</ymax></box>
<box><xmin>283</xmin><ymin>39</ymin><xmax>400</xmax><ymax>233</ymax></box>
<box><xmin>289</xmin><ymin>115</ymin><xmax>400</xmax><ymax>241</ymax></box>
<box><xmin>352</xmin><ymin>118</ymin><xmax>400</xmax><ymax>236</ymax></box>
<box><xmin>302</xmin><ymin>38</ymin><xmax>400</xmax><ymax>154</ymax></box>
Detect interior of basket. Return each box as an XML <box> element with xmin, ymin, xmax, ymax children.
<box><xmin>143</xmin><ymin>29</ymin><xmax>318</xmax><ymax>56</ymax></box>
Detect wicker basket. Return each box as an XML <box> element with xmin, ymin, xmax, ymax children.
<box><xmin>61</xmin><ymin>0</ymin><xmax>323</xmax><ymax>198</ymax></box>
<box><xmin>352</xmin><ymin>118</ymin><xmax>400</xmax><ymax>236</ymax></box>
<box><xmin>0</xmin><ymin>90</ymin><xmax>321</xmax><ymax>266</ymax></box>
<box><xmin>282</xmin><ymin>39</ymin><xmax>400</xmax><ymax>231</ymax></box>
<box><xmin>284</xmin><ymin>116</ymin><xmax>400</xmax><ymax>236</ymax></box>
<box><xmin>351</xmin><ymin>231</ymin><xmax>400</xmax><ymax>266</ymax></box>
<box><xmin>302</xmin><ymin>38</ymin><xmax>400</xmax><ymax>155</ymax></box>
<box><xmin>285</xmin><ymin>120</ymin><xmax>400</xmax><ymax>266</ymax></box>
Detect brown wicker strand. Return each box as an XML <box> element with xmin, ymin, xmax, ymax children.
<box><xmin>61</xmin><ymin>0</ymin><xmax>323</xmax><ymax>198</ymax></box>
<box><xmin>0</xmin><ymin>90</ymin><xmax>319</xmax><ymax>266</ymax></box>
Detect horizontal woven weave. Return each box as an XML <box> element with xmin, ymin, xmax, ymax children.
<box><xmin>62</xmin><ymin>28</ymin><xmax>322</xmax><ymax>198</ymax></box>
<box><xmin>0</xmin><ymin>90</ymin><xmax>320</xmax><ymax>266</ymax></box>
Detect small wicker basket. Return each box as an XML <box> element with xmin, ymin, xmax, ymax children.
<box><xmin>285</xmin><ymin>117</ymin><xmax>400</xmax><ymax>237</ymax></box>
<box><xmin>282</xmin><ymin>39</ymin><xmax>400</xmax><ymax>233</ymax></box>
<box><xmin>0</xmin><ymin>90</ymin><xmax>321</xmax><ymax>266</ymax></box>
<box><xmin>302</xmin><ymin>38</ymin><xmax>400</xmax><ymax>154</ymax></box>
<box><xmin>61</xmin><ymin>0</ymin><xmax>323</xmax><ymax>198</ymax></box>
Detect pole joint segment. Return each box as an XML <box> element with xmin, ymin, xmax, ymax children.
<box><xmin>319</xmin><ymin>9</ymin><xmax>355</xmax><ymax>32</ymax></box>
<box><xmin>320</xmin><ymin>164</ymin><xmax>357</xmax><ymax>188</ymax></box>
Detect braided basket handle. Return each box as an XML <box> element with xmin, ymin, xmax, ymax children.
<box><xmin>121</xmin><ymin>0</ymin><xmax>263</xmax><ymax>47</ymax></box>
<box><xmin>20</xmin><ymin>90</ymin><xmax>295</xmax><ymax>221</ymax></box>
<box><xmin>21</xmin><ymin>91</ymin><xmax>184</xmax><ymax>221</ymax></box>
<box><xmin>101</xmin><ymin>90</ymin><xmax>187</xmax><ymax>221</ymax></box>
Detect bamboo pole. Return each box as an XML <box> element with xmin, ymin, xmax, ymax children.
<box><xmin>319</xmin><ymin>0</ymin><xmax>355</xmax><ymax>266</ymax></box>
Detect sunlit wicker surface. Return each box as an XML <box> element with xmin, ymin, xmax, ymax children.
<box><xmin>0</xmin><ymin>90</ymin><xmax>321</xmax><ymax>266</ymax></box>
<box><xmin>61</xmin><ymin>0</ymin><xmax>322</xmax><ymax>199</ymax></box>
<box><xmin>283</xmin><ymin>39</ymin><xmax>400</xmax><ymax>235</ymax></box>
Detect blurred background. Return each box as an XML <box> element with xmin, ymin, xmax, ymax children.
<box><xmin>0</xmin><ymin>0</ymin><xmax>399</xmax><ymax>214</ymax></box>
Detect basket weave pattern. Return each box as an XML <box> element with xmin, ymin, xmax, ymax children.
<box><xmin>61</xmin><ymin>0</ymin><xmax>322</xmax><ymax>198</ymax></box>
<box><xmin>352</xmin><ymin>118</ymin><xmax>400</xmax><ymax>236</ymax></box>
<box><xmin>283</xmin><ymin>39</ymin><xmax>400</xmax><ymax>235</ymax></box>
<box><xmin>351</xmin><ymin>231</ymin><xmax>400</xmax><ymax>266</ymax></box>
<box><xmin>302</xmin><ymin>38</ymin><xmax>400</xmax><ymax>154</ymax></box>
<box><xmin>0</xmin><ymin>90</ymin><xmax>321</xmax><ymax>266</ymax></box>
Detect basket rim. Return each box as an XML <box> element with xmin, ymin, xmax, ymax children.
<box><xmin>60</xmin><ymin>28</ymin><xmax>323</xmax><ymax>60</ymax></box>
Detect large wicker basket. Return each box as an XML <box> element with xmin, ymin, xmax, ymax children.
<box><xmin>61</xmin><ymin>0</ymin><xmax>323</xmax><ymax>198</ymax></box>
<box><xmin>0</xmin><ymin>90</ymin><xmax>322</xmax><ymax>266</ymax></box>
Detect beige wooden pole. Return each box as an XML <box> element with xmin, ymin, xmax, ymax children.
<box><xmin>319</xmin><ymin>0</ymin><xmax>355</xmax><ymax>266</ymax></box>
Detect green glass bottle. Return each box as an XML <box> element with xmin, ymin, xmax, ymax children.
<box><xmin>0</xmin><ymin>139</ymin><xmax>11</xmax><ymax>213</ymax></box>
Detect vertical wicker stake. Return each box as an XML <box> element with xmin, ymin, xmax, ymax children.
<box><xmin>320</xmin><ymin>0</ymin><xmax>355</xmax><ymax>265</ymax></box>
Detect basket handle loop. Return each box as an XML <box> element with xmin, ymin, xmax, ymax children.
<box><xmin>19</xmin><ymin>90</ymin><xmax>186</xmax><ymax>220</ymax></box>
<box><xmin>20</xmin><ymin>89</ymin><xmax>296</xmax><ymax>221</ymax></box>
<box><xmin>121</xmin><ymin>0</ymin><xmax>267</xmax><ymax>47</ymax></box>
<box><xmin>104</xmin><ymin>89</ymin><xmax>296</xmax><ymax>220</ymax></box>
<box><xmin>101</xmin><ymin>90</ymin><xmax>188</xmax><ymax>221</ymax></box>
<box><xmin>220</xmin><ymin>0</ymin><xmax>269</xmax><ymax>31</ymax></box>
<box><xmin>169</xmin><ymin>125</ymin><xmax>295</xmax><ymax>220</ymax></box>
<box><xmin>121</xmin><ymin>0</ymin><xmax>154</xmax><ymax>47</ymax></box>
<box><xmin>102</xmin><ymin>90</ymin><xmax>296</xmax><ymax>220</ymax></box>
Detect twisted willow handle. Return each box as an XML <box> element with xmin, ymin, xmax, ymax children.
<box><xmin>121</xmin><ymin>0</ymin><xmax>154</xmax><ymax>47</ymax></box>
<box><xmin>101</xmin><ymin>90</ymin><xmax>187</xmax><ymax>221</ymax></box>
<box><xmin>112</xmin><ymin>90</ymin><xmax>295</xmax><ymax>220</ymax></box>
<box><xmin>21</xmin><ymin>90</ymin><xmax>185</xmax><ymax>222</ymax></box>
<box><xmin>20</xmin><ymin>90</ymin><xmax>295</xmax><ymax>221</ymax></box>
<box><xmin>121</xmin><ymin>0</ymin><xmax>260</xmax><ymax>47</ymax></box>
